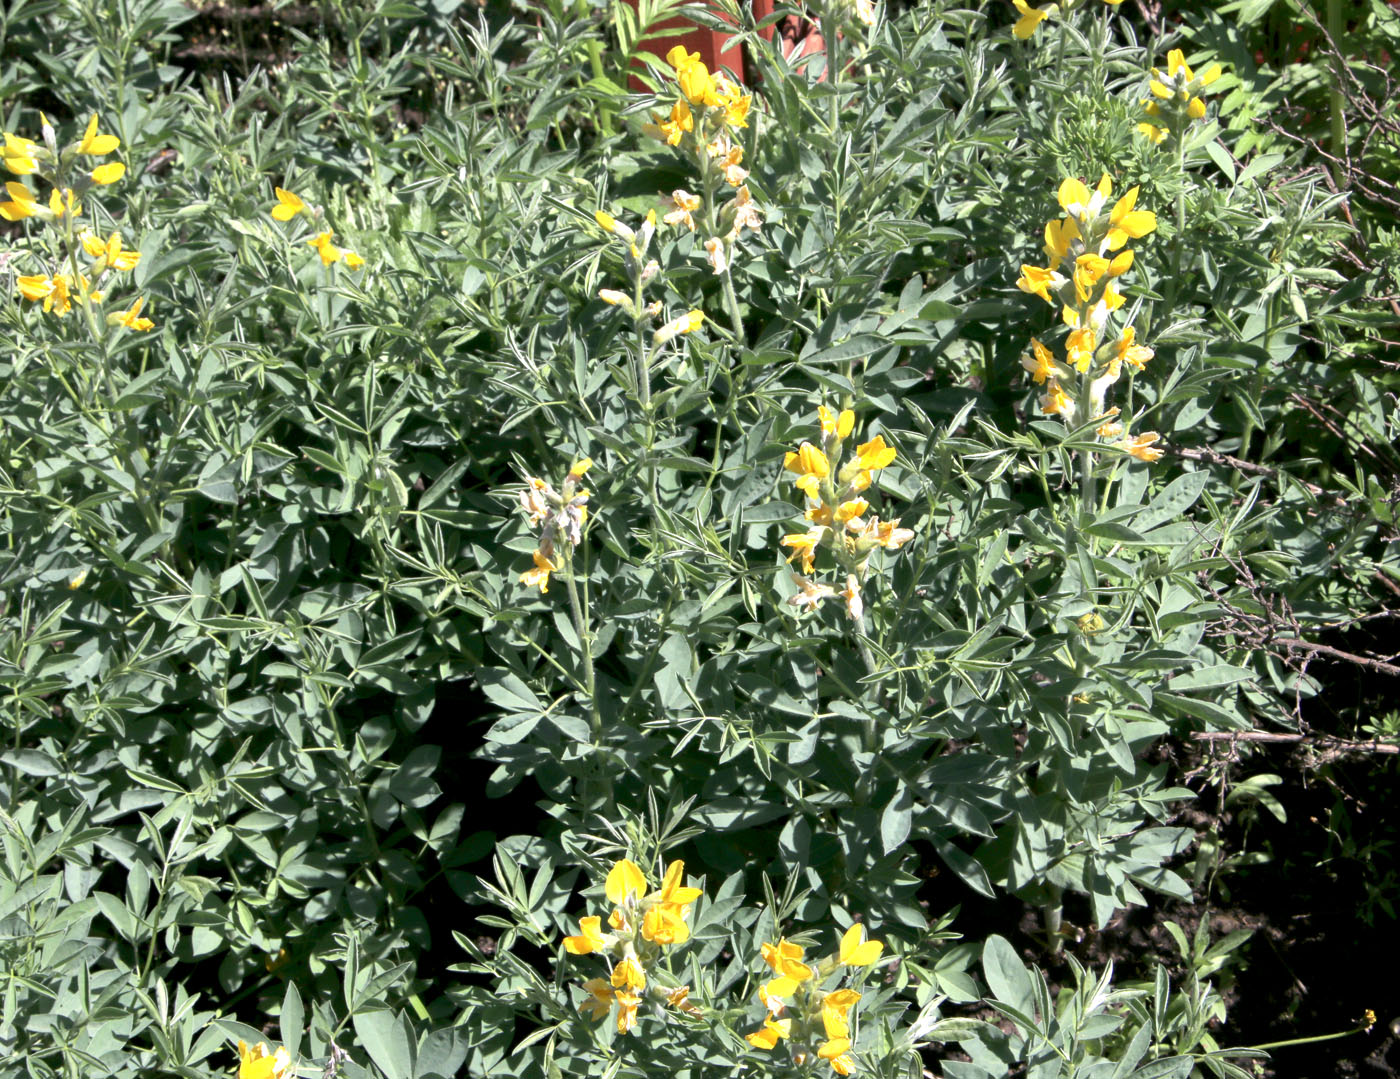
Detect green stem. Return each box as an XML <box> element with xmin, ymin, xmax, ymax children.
<box><xmin>823</xmin><ymin>15</ymin><xmax>840</xmax><ymax>132</ymax></box>
<box><xmin>1043</xmin><ymin>883</ymin><xmax>1065</xmax><ymax>955</ymax></box>
<box><xmin>1247</xmin><ymin>1024</ymin><xmax>1371</xmax><ymax>1052</ymax></box>
<box><xmin>563</xmin><ymin>545</ymin><xmax>613</xmax><ymax>812</ymax></box>
<box><xmin>721</xmin><ymin>266</ymin><xmax>744</xmax><ymax>343</ymax></box>
<box><xmin>1169</xmin><ymin>131</ymin><xmax>1187</xmax><ymax>309</ymax></box>
<box><xmin>1325</xmin><ymin>0</ymin><xmax>1346</xmax><ymax>170</ymax></box>
<box><xmin>1077</xmin><ymin>361</ymin><xmax>1097</xmax><ymax>520</ymax></box>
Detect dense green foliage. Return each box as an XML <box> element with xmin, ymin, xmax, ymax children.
<box><xmin>1</xmin><ymin>1</ymin><xmax>1395</xmax><ymax>1078</ymax></box>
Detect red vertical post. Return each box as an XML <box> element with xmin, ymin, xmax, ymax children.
<box><xmin>623</xmin><ymin>1</ymin><xmax>814</xmax><ymax>90</ymax></box>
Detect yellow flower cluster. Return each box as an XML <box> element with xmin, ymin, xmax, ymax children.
<box><xmin>1012</xmin><ymin>0</ymin><xmax>1122</xmax><ymax>40</ymax></box>
<box><xmin>782</xmin><ymin>408</ymin><xmax>913</xmax><ymax>621</ymax></box>
<box><xmin>1016</xmin><ymin>175</ymin><xmax>1163</xmax><ymax>462</ymax></box>
<box><xmin>236</xmin><ymin>1040</ymin><xmax>293</xmax><ymax>1079</ymax></box>
<box><xmin>594</xmin><ymin>207</ymin><xmax>706</xmax><ymax>346</ymax></box>
<box><xmin>518</xmin><ymin>458</ymin><xmax>592</xmax><ymax>594</ymax></box>
<box><xmin>563</xmin><ymin>858</ymin><xmax>704</xmax><ymax>1034</ymax></box>
<box><xmin>745</xmin><ymin>925</ymin><xmax>884</xmax><ymax>1076</ymax></box>
<box><xmin>1139</xmin><ymin>49</ymin><xmax>1224</xmax><ymax>146</ymax></box>
<box><xmin>3</xmin><ymin>114</ymin><xmax>156</xmax><ymax>330</ymax></box>
<box><xmin>269</xmin><ymin>187</ymin><xmax>365</xmax><ymax>269</ymax></box>
<box><xmin>643</xmin><ymin>48</ymin><xmax>762</xmax><ymax>278</ymax></box>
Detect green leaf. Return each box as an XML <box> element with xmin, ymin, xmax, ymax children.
<box><xmin>281</xmin><ymin>981</ymin><xmax>304</xmax><ymax>1058</ymax></box>
<box><xmin>1167</xmin><ymin>665</ymin><xmax>1254</xmax><ymax>692</ymax></box>
<box><xmin>880</xmin><ymin>785</ymin><xmax>913</xmax><ymax>855</ymax></box>
<box><xmin>981</xmin><ymin>935</ymin><xmax>1034</xmax><ymax>1018</ymax></box>
<box><xmin>1135</xmin><ymin>471</ymin><xmax>1209</xmax><ymax>532</ymax></box>
<box><xmin>353</xmin><ymin>1010</ymin><xmax>415</xmax><ymax>1079</ymax></box>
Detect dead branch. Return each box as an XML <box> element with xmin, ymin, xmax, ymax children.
<box><xmin>1190</xmin><ymin>731</ymin><xmax>1399</xmax><ymax>755</ymax></box>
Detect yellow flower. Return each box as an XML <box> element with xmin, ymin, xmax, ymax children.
<box><xmin>1011</xmin><ymin>0</ymin><xmax>1050</xmax><ymax>38</ymax></box>
<box><xmin>839</xmin><ymin>575</ymin><xmax>863</xmax><ymax>622</ymax></box>
<box><xmin>781</xmin><ymin>529</ymin><xmax>823</xmax><ymax>574</ymax></box>
<box><xmin>666</xmin><ymin>985</ymin><xmax>694</xmax><ymax>1010</ymax></box>
<box><xmin>0</xmin><ymin>181</ymin><xmax>37</xmax><ymax>220</ymax></box>
<box><xmin>658</xmin><ymin>98</ymin><xmax>693</xmax><ymax>146</ymax></box>
<box><xmin>745</xmin><ymin>1017</ymin><xmax>791</xmax><ymax>1049</ymax></box>
<box><xmin>715</xmin><ymin>78</ymin><xmax>751</xmax><ymax>129</ymax></box>
<box><xmin>839</xmin><ymin>924</ymin><xmax>884</xmax><ymax>966</ymax></box>
<box><xmin>784</xmin><ymin>441</ymin><xmax>830</xmax><ymax>499</ymax></box>
<box><xmin>16</xmin><ymin>274</ymin><xmax>51</xmax><ymax>303</ymax></box>
<box><xmin>1017</xmin><ymin>263</ymin><xmax>1062</xmax><ymax>304</ymax></box>
<box><xmin>820</xmin><ymin>1038</ymin><xmax>857</xmax><ymax>1076</ymax></box>
<box><xmin>599</xmin><ymin>289</ymin><xmax>631</xmax><ymax>307</ymax></box>
<box><xmin>237</xmin><ymin>1041</ymin><xmax>293</xmax><ymax>1079</ymax></box>
<box><xmin>709</xmin><ymin>134</ymin><xmax>747</xmax><ymax>185</ymax></box>
<box><xmin>1114</xmin><ymin>326</ymin><xmax>1154</xmax><ymax>370</ymax></box>
<box><xmin>1166</xmin><ymin>48</ymin><xmax>1191</xmax><ymax>80</ymax></box>
<box><xmin>1106</xmin><ymin>187</ymin><xmax>1156</xmax><ymax>250</ymax></box>
<box><xmin>82</xmin><ymin>230</ymin><xmax>141</xmax><ymax>273</ymax></box>
<box><xmin>654</xmin><ymin>309</ymin><xmax>705</xmax><ymax>345</ymax></box>
<box><xmin>1022</xmin><ymin>338</ymin><xmax>1056</xmax><ymax>384</ymax></box>
<box><xmin>759</xmin><ymin>976</ymin><xmax>796</xmax><ymax>1015</ymax></box>
<box><xmin>308</xmin><ymin>230</ymin><xmax>343</xmax><ymax>265</ymax></box>
<box><xmin>657</xmin><ymin>859</ymin><xmax>703</xmax><ymax>908</ymax></box>
<box><xmin>1187</xmin><ymin>97</ymin><xmax>1206</xmax><ymax>119</ymax></box>
<box><xmin>3</xmin><ymin>132</ymin><xmax>39</xmax><ymax>174</ymax></box>
<box><xmin>90</xmin><ymin>162</ymin><xmax>125</xmax><ymax>185</ymax></box>
<box><xmin>611</xmin><ymin>954</ymin><xmax>647</xmax><ymax>991</ymax></box>
<box><xmin>77</xmin><ymin>115</ymin><xmax>120</xmax><ymax>155</ymax></box>
<box><xmin>854</xmin><ymin>435</ymin><xmax>896</xmax><ymax>471</ymax></box>
<box><xmin>343</xmin><ymin>250</ymin><xmax>365</xmax><ymax>269</ymax></box>
<box><xmin>1057</xmin><ymin>177</ymin><xmax>1093</xmax><ymax>219</ymax></box>
<box><xmin>112</xmin><ymin>295</ymin><xmax>155</xmax><ymax>331</ymax></box>
<box><xmin>563</xmin><ymin>915</ymin><xmax>609</xmax><ymax>954</ymax></box>
<box><xmin>835</xmin><ymin>498</ymin><xmax>868</xmax><ymax>524</ymax></box>
<box><xmin>704</xmin><ymin>236</ymin><xmax>729</xmax><ymax>275</ymax></box>
<box><xmin>677</xmin><ymin>59</ymin><xmax>716</xmax><ymax>106</ymax></box>
<box><xmin>819</xmin><ymin>406</ymin><xmax>855</xmax><ymax>439</ymax></box>
<box><xmin>1043</xmin><ymin>217</ymin><xmax>1079</xmax><ymax>263</ymax></box>
<box><xmin>1040</xmin><ymin>380</ymin><xmax>1072</xmax><ymax>418</ymax></box>
<box><xmin>858</xmin><ymin>518</ymin><xmax>914</xmax><ymax>550</ymax></box>
<box><xmin>45</xmin><ymin>274</ymin><xmax>74</xmax><ymax>316</ymax></box>
<box><xmin>615</xmin><ymin>989</ymin><xmax>641</xmax><ymax>1034</ymax></box>
<box><xmin>605</xmin><ymin>858</ymin><xmax>647</xmax><ymax>904</ymax></box>
<box><xmin>48</xmin><ymin>188</ymin><xmax>79</xmax><ymax>218</ymax></box>
<box><xmin>787</xmin><ymin>573</ymin><xmax>836</xmax><ymax>611</ymax></box>
<box><xmin>271</xmin><ymin>187</ymin><xmax>306</xmax><ymax>221</ymax></box>
<box><xmin>579</xmin><ymin>978</ymin><xmax>613</xmax><ymax>1021</ymax></box>
<box><xmin>823</xmin><ymin>988</ymin><xmax>861</xmax><ymax>1023</ymax></box>
<box><xmin>642</xmin><ymin>904</ymin><xmax>690</xmax><ymax>945</ymax></box>
<box><xmin>662</xmin><ymin>189</ymin><xmax>701</xmax><ymax>231</ymax></box>
<box><xmin>819</xmin><ymin>1037</ymin><xmax>854</xmax><ymax>1065</ymax></box>
<box><xmin>520</xmin><ymin>549</ymin><xmax>555</xmax><ymax>592</ymax></box>
<box><xmin>761</xmin><ymin>938</ymin><xmax>814</xmax><ymax>982</ymax></box>
<box><xmin>731</xmin><ymin>184</ymin><xmax>763</xmax><ymax>233</ymax></box>
<box><xmin>1066</xmin><ymin>326</ymin><xmax>1096</xmax><ymax>372</ymax></box>
<box><xmin>1121</xmin><ymin>431</ymin><xmax>1164</xmax><ymax>462</ymax></box>
<box><xmin>1137</xmin><ymin>122</ymin><xmax>1168</xmax><ymax>145</ymax></box>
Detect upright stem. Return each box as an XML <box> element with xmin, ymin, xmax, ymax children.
<box><xmin>563</xmin><ymin>548</ymin><xmax>600</xmax><ymax>740</ymax></box>
<box><xmin>564</xmin><ymin>546</ymin><xmax>613</xmax><ymax>812</ymax></box>
<box><xmin>1325</xmin><ymin>0</ymin><xmax>1346</xmax><ymax>170</ymax></box>
<box><xmin>1076</xmin><ymin>337</ymin><xmax>1098</xmax><ymax>518</ymax></box>
<box><xmin>1170</xmin><ymin>133</ymin><xmax>1187</xmax><ymax>306</ymax></box>
<box><xmin>1043</xmin><ymin>883</ymin><xmax>1065</xmax><ymax>955</ymax></box>
<box><xmin>823</xmin><ymin>15</ymin><xmax>840</xmax><ymax>132</ymax></box>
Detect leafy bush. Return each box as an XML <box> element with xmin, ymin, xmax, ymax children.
<box><xmin>1</xmin><ymin>1</ymin><xmax>1394</xmax><ymax>1078</ymax></box>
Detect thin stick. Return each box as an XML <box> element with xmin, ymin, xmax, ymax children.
<box><xmin>1190</xmin><ymin>731</ymin><xmax>1399</xmax><ymax>755</ymax></box>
